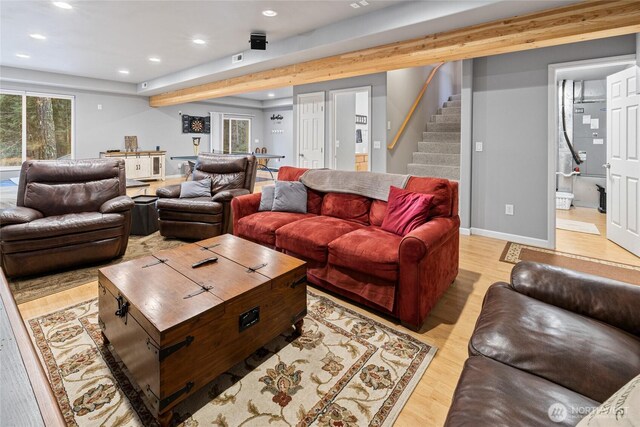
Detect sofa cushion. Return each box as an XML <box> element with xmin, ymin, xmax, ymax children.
<box><xmin>258</xmin><ymin>185</ymin><xmax>275</xmax><ymax>211</ymax></box>
<box><xmin>24</xmin><ymin>178</ymin><xmax>120</xmax><ymax>217</ymax></box>
<box><xmin>470</xmin><ymin>283</ymin><xmax>640</xmax><ymax>403</ymax></box>
<box><xmin>369</xmin><ymin>200</ymin><xmax>387</xmax><ymax>226</ymax></box>
<box><xmin>381</xmin><ymin>186</ymin><xmax>434</xmax><ymax>236</ymax></box>
<box><xmin>272</xmin><ymin>181</ymin><xmax>307</xmax><ymax>213</ymax></box>
<box><xmin>577</xmin><ymin>373</ymin><xmax>640</xmax><ymax>426</ymax></box>
<box><xmin>0</xmin><ymin>212</ymin><xmax>125</xmax><ymax>241</ymax></box>
<box><xmin>328</xmin><ymin>227</ymin><xmax>401</xmax><ymax>282</ymax></box>
<box><xmin>445</xmin><ymin>356</ymin><xmax>600</xmax><ymax>427</ymax></box>
<box><xmin>180</xmin><ymin>178</ymin><xmax>211</xmax><ymax>198</ymax></box>
<box><xmin>321</xmin><ymin>193</ymin><xmax>371</xmax><ymax>225</ymax></box>
<box><xmin>276</xmin><ymin>216</ymin><xmax>365</xmax><ymax>262</ymax></box>
<box><xmin>235</xmin><ymin>211</ymin><xmax>315</xmax><ymax>246</ymax></box>
<box><xmin>157</xmin><ymin>197</ymin><xmax>222</xmax><ymax>214</ymax></box>
<box><xmin>404</xmin><ymin>176</ymin><xmax>452</xmax><ymax>219</ymax></box>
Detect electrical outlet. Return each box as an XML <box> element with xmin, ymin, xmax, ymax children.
<box><xmin>475</xmin><ymin>141</ymin><xmax>483</xmax><ymax>152</ymax></box>
<box><xmin>505</xmin><ymin>204</ymin><xmax>514</xmax><ymax>216</ymax></box>
<box><xmin>373</xmin><ymin>140</ymin><xmax>381</xmax><ymax>149</ymax></box>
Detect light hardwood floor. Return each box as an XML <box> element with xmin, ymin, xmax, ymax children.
<box><xmin>18</xmin><ymin>178</ymin><xmax>639</xmax><ymax>427</ymax></box>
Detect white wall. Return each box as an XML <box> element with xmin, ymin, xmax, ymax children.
<box><xmin>469</xmin><ymin>35</ymin><xmax>636</xmax><ymax>242</ymax></box>
<box><xmin>0</xmin><ymin>81</ymin><xmax>264</xmax><ymax>178</ymax></box>
<box><xmin>262</xmin><ymin>107</ymin><xmax>294</xmax><ymax>169</ymax></box>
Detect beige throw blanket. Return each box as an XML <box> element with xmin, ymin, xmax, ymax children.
<box><xmin>300</xmin><ymin>169</ymin><xmax>409</xmax><ymax>201</ymax></box>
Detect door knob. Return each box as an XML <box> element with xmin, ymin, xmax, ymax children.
<box><xmin>299</xmin><ymin>153</ymin><xmax>304</xmax><ymax>157</ymax></box>
<box><xmin>602</xmin><ymin>163</ymin><xmax>611</xmax><ymax>169</ymax></box>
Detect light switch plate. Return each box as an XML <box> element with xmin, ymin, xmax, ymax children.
<box><xmin>387</xmin><ymin>121</ymin><xmax>391</xmax><ymax>130</ymax></box>
<box><xmin>475</xmin><ymin>142</ymin><xmax>483</xmax><ymax>152</ymax></box>
<box><xmin>505</xmin><ymin>204</ymin><xmax>514</xmax><ymax>216</ymax></box>
<box><xmin>97</xmin><ymin>104</ymin><xmax>102</xmax><ymax>110</ymax></box>
<box><xmin>373</xmin><ymin>140</ymin><xmax>381</xmax><ymax>149</ymax></box>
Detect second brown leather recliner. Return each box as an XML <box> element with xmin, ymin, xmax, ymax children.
<box><xmin>156</xmin><ymin>153</ymin><xmax>257</xmax><ymax>240</ymax></box>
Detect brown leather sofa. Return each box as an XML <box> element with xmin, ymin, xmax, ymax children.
<box><xmin>156</xmin><ymin>153</ymin><xmax>257</xmax><ymax>240</ymax></box>
<box><xmin>0</xmin><ymin>159</ymin><xmax>134</xmax><ymax>278</ymax></box>
<box><xmin>445</xmin><ymin>261</ymin><xmax>640</xmax><ymax>426</ymax></box>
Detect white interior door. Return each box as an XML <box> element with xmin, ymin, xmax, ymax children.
<box><xmin>606</xmin><ymin>66</ymin><xmax>640</xmax><ymax>256</ymax></box>
<box><xmin>333</xmin><ymin>92</ymin><xmax>357</xmax><ymax>171</ymax></box>
<box><xmin>297</xmin><ymin>92</ymin><xmax>325</xmax><ymax>168</ymax></box>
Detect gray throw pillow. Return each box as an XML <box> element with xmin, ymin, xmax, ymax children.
<box><xmin>179</xmin><ymin>178</ymin><xmax>211</xmax><ymax>198</ymax></box>
<box><xmin>259</xmin><ymin>185</ymin><xmax>275</xmax><ymax>211</ymax></box>
<box><xmin>272</xmin><ymin>181</ymin><xmax>307</xmax><ymax>213</ymax></box>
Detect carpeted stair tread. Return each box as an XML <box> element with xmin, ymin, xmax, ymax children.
<box><xmin>423</xmin><ymin>131</ymin><xmax>461</xmax><ymax>142</ymax></box>
<box><xmin>412</xmin><ymin>152</ymin><xmax>460</xmax><ymax>166</ymax></box>
<box><xmin>432</xmin><ymin>114</ymin><xmax>461</xmax><ymax>123</ymax></box>
<box><xmin>418</xmin><ymin>141</ymin><xmax>461</xmax><ymax>154</ymax></box>
<box><xmin>426</xmin><ymin>122</ymin><xmax>460</xmax><ymax>132</ymax></box>
<box><xmin>407</xmin><ymin>164</ymin><xmax>460</xmax><ymax>180</ymax></box>
<box><xmin>438</xmin><ymin>107</ymin><xmax>461</xmax><ymax>116</ymax></box>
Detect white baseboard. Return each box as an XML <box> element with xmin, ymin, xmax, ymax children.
<box><xmin>459</xmin><ymin>228</ymin><xmax>471</xmax><ymax>236</ymax></box>
<box><xmin>470</xmin><ymin>227</ymin><xmax>552</xmax><ymax>249</ymax></box>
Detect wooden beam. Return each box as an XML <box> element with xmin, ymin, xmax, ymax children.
<box><xmin>150</xmin><ymin>1</ymin><xmax>640</xmax><ymax>107</ymax></box>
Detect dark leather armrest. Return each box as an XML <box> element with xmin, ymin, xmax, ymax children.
<box><xmin>100</xmin><ymin>195</ymin><xmax>134</xmax><ymax>213</ymax></box>
<box><xmin>511</xmin><ymin>261</ymin><xmax>640</xmax><ymax>336</ymax></box>
<box><xmin>0</xmin><ymin>207</ymin><xmax>44</xmax><ymax>225</ymax></box>
<box><xmin>156</xmin><ymin>184</ymin><xmax>181</xmax><ymax>198</ymax></box>
<box><xmin>212</xmin><ymin>188</ymin><xmax>251</xmax><ymax>202</ymax></box>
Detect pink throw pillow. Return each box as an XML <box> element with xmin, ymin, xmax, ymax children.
<box><xmin>381</xmin><ymin>186</ymin><xmax>434</xmax><ymax>236</ymax></box>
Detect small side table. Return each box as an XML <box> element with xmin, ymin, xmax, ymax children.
<box><xmin>131</xmin><ymin>195</ymin><xmax>159</xmax><ymax>236</ymax></box>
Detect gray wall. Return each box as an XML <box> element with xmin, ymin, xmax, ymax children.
<box><xmin>470</xmin><ymin>35</ymin><xmax>636</xmax><ymax>240</ymax></box>
<box><xmin>262</xmin><ymin>106</ymin><xmax>294</xmax><ymax>169</ymax></box>
<box><xmin>0</xmin><ymin>81</ymin><xmax>264</xmax><ymax>178</ymax></box>
<box><xmin>386</xmin><ymin>61</ymin><xmax>461</xmax><ymax>174</ymax></box>
<box><xmin>293</xmin><ymin>73</ymin><xmax>387</xmax><ymax>173</ymax></box>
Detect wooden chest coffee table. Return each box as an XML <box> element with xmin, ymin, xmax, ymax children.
<box><xmin>98</xmin><ymin>234</ymin><xmax>307</xmax><ymax>425</ymax></box>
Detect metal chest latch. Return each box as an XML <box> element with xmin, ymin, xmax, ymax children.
<box><xmin>115</xmin><ymin>295</ymin><xmax>129</xmax><ymax>324</ymax></box>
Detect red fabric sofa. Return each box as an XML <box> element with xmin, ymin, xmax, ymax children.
<box><xmin>231</xmin><ymin>167</ymin><xmax>460</xmax><ymax>330</ymax></box>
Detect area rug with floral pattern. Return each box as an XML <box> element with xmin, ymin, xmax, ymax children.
<box><xmin>28</xmin><ymin>291</ymin><xmax>436</xmax><ymax>426</ymax></box>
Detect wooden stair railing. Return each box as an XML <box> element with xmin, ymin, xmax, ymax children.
<box><xmin>387</xmin><ymin>62</ymin><xmax>444</xmax><ymax>150</ymax></box>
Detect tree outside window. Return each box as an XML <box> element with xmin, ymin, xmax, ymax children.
<box><xmin>0</xmin><ymin>91</ymin><xmax>73</xmax><ymax>167</ymax></box>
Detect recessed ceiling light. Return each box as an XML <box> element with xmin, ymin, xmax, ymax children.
<box><xmin>148</xmin><ymin>57</ymin><xmax>161</xmax><ymax>63</ymax></box>
<box><xmin>262</xmin><ymin>9</ymin><xmax>277</xmax><ymax>17</ymax></box>
<box><xmin>16</xmin><ymin>53</ymin><xmax>30</xmax><ymax>59</ymax></box>
<box><xmin>359</xmin><ymin>0</ymin><xmax>369</xmax><ymax>5</ymax></box>
<box><xmin>350</xmin><ymin>3</ymin><xmax>360</xmax><ymax>8</ymax></box>
<box><xmin>118</xmin><ymin>69</ymin><xmax>130</xmax><ymax>75</ymax></box>
<box><xmin>30</xmin><ymin>33</ymin><xmax>47</xmax><ymax>40</ymax></box>
<box><xmin>53</xmin><ymin>2</ymin><xmax>72</xmax><ymax>9</ymax></box>
<box><xmin>192</xmin><ymin>38</ymin><xmax>206</xmax><ymax>45</ymax></box>
<box><xmin>267</xmin><ymin>93</ymin><xmax>275</xmax><ymax>97</ymax></box>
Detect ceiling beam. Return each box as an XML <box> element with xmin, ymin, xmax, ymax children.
<box><xmin>150</xmin><ymin>0</ymin><xmax>640</xmax><ymax>107</ymax></box>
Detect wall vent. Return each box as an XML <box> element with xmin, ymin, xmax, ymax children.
<box><xmin>232</xmin><ymin>53</ymin><xmax>244</xmax><ymax>64</ymax></box>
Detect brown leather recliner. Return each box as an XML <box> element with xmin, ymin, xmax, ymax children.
<box><xmin>445</xmin><ymin>261</ymin><xmax>640</xmax><ymax>426</ymax></box>
<box><xmin>0</xmin><ymin>159</ymin><xmax>134</xmax><ymax>278</ymax></box>
<box><xmin>156</xmin><ymin>153</ymin><xmax>257</xmax><ymax>240</ymax></box>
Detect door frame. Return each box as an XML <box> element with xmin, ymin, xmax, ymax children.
<box><xmin>328</xmin><ymin>86</ymin><xmax>372</xmax><ymax>170</ymax></box>
<box><xmin>546</xmin><ymin>54</ymin><xmax>636</xmax><ymax>249</ymax></box>
<box><xmin>296</xmin><ymin>91</ymin><xmax>325</xmax><ymax>168</ymax></box>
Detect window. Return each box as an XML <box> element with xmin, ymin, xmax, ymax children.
<box><xmin>222</xmin><ymin>117</ymin><xmax>251</xmax><ymax>154</ymax></box>
<box><xmin>0</xmin><ymin>91</ymin><xmax>74</xmax><ymax>168</ymax></box>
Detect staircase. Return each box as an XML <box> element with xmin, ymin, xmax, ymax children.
<box><xmin>407</xmin><ymin>94</ymin><xmax>461</xmax><ymax>181</ymax></box>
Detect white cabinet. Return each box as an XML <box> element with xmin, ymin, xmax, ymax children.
<box><xmin>100</xmin><ymin>151</ymin><xmax>166</xmax><ymax>180</ymax></box>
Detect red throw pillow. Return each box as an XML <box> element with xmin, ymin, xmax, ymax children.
<box><xmin>381</xmin><ymin>186</ymin><xmax>434</xmax><ymax>236</ymax></box>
